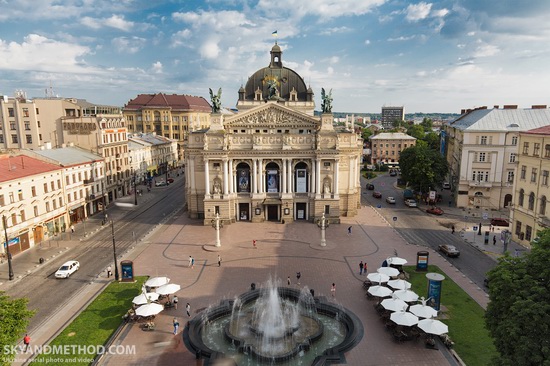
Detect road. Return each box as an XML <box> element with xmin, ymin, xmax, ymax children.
<box><xmin>5</xmin><ymin>178</ymin><xmax>185</xmax><ymax>333</ymax></box>
<box><xmin>362</xmin><ymin>172</ymin><xmax>496</xmax><ymax>289</ymax></box>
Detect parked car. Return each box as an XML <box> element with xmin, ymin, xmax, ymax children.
<box><xmin>404</xmin><ymin>199</ymin><xmax>417</xmax><ymax>207</ymax></box>
<box><xmin>442</xmin><ymin>182</ymin><xmax>451</xmax><ymax>189</ymax></box>
<box><xmin>426</xmin><ymin>207</ymin><xmax>444</xmax><ymax>215</ymax></box>
<box><xmin>366</xmin><ymin>183</ymin><xmax>375</xmax><ymax>190</ymax></box>
<box><xmin>372</xmin><ymin>191</ymin><xmax>382</xmax><ymax>198</ymax></box>
<box><xmin>386</xmin><ymin>197</ymin><xmax>396</xmax><ymax>204</ymax></box>
<box><xmin>155</xmin><ymin>180</ymin><xmax>167</xmax><ymax>187</ymax></box>
<box><xmin>438</xmin><ymin>244</ymin><xmax>460</xmax><ymax>257</ymax></box>
<box><xmin>491</xmin><ymin>218</ymin><xmax>509</xmax><ymax>227</ymax></box>
<box><xmin>389</xmin><ymin>170</ymin><xmax>397</xmax><ymax>177</ymax></box>
<box><xmin>167</xmin><ymin>178</ymin><xmax>175</xmax><ymax>184</ymax></box>
<box><xmin>55</xmin><ymin>260</ymin><xmax>80</xmax><ymax>278</ymax></box>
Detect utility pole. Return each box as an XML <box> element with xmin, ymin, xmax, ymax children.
<box><xmin>2</xmin><ymin>215</ymin><xmax>15</xmax><ymax>280</ymax></box>
<box><xmin>111</xmin><ymin>220</ymin><xmax>119</xmax><ymax>281</ymax></box>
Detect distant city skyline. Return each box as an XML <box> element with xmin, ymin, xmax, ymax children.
<box><xmin>1</xmin><ymin>0</ymin><xmax>550</xmax><ymax>113</ymax></box>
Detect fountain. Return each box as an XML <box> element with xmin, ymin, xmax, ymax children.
<box><xmin>184</xmin><ymin>278</ymin><xmax>363</xmax><ymax>365</ymax></box>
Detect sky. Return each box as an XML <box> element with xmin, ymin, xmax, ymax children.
<box><xmin>1</xmin><ymin>0</ymin><xmax>550</xmax><ymax>113</ymax></box>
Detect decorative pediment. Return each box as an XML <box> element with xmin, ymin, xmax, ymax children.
<box><xmin>224</xmin><ymin>103</ymin><xmax>318</xmax><ymax>129</ymax></box>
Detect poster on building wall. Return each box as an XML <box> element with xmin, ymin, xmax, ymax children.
<box><xmin>267</xmin><ymin>170</ymin><xmax>278</xmax><ymax>192</ymax></box>
<box><xmin>238</xmin><ymin>169</ymin><xmax>250</xmax><ymax>192</ymax></box>
<box><xmin>296</xmin><ymin>169</ymin><xmax>307</xmax><ymax>192</ymax></box>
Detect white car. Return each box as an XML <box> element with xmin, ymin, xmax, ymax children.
<box><xmin>55</xmin><ymin>260</ymin><xmax>80</xmax><ymax>278</ymax></box>
<box><xmin>386</xmin><ymin>197</ymin><xmax>396</xmax><ymax>204</ymax></box>
<box><xmin>405</xmin><ymin>199</ymin><xmax>418</xmax><ymax>207</ymax></box>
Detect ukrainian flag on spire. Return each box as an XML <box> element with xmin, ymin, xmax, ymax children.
<box><xmin>272</xmin><ymin>30</ymin><xmax>278</xmax><ymax>37</ymax></box>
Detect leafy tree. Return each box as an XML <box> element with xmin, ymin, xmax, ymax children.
<box><xmin>423</xmin><ymin>132</ymin><xmax>440</xmax><ymax>151</ymax></box>
<box><xmin>485</xmin><ymin>230</ymin><xmax>550</xmax><ymax>366</ymax></box>
<box><xmin>0</xmin><ymin>292</ymin><xmax>35</xmax><ymax>365</ymax></box>
<box><xmin>399</xmin><ymin>145</ymin><xmax>448</xmax><ymax>192</ymax></box>
<box><xmin>361</xmin><ymin>128</ymin><xmax>373</xmax><ymax>141</ymax></box>
<box><xmin>406</xmin><ymin>124</ymin><xmax>425</xmax><ymax>140</ymax></box>
<box><xmin>391</xmin><ymin>119</ymin><xmax>406</xmax><ymax>129</ymax></box>
<box><xmin>420</xmin><ymin>117</ymin><xmax>433</xmax><ymax>131</ymax></box>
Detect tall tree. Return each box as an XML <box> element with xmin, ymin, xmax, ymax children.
<box><xmin>420</xmin><ymin>117</ymin><xmax>433</xmax><ymax>131</ymax></box>
<box><xmin>485</xmin><ymin>230</ymin><xmax>550</xmax><ymax>366</ymax></box>
<box><xmin>399</xmin><ymin>145</ymin><xmax>448</xmax><ymax>192</ymax></box>
<box><xmin>406</xmin><ymin>124</ymin><xmax>425</xmax><ymax>140</ymax></box>
<box><xmin>0</xmin><ymin>292</ymin><xmax>35</xmax><ymax>365</ymax></box>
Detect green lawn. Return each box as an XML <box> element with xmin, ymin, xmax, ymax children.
<box><xmin>30</xmin><ymin>277</ymin><xmax>146</xmax><ymax>366</ymax></box>
<box><xmin>405</xmin><ymin>266</ymin><xmax>497</xmax><ymax>366</ymax></box>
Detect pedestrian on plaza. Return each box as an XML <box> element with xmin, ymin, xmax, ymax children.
<box><xmin>492</xmin><ymin>225</ymin><xmax>495</xmax><ymax>232</ymax></box>
<box><xmin>493</xmin><ymin>236</ymin><xmax>496</xmax><ymax>245</ymax></box>
<box><xmin>296</xmin><ymin>272</ymin><xmax>301</xmax><ymax>285</ymax></box>
<box><xmin>191</xmin><ymin>256</ymin><xmax>195</xmax><ymax>268</ymax></box>
<box><xmin>347</xmin><ymin>226</ymin><xmax>352</xmax><ymax>235</ymax></box>
<box><xmin>217</xmin><ymin>254</ymin><xmax>222</xmax><ymax>267</ymax></box>
<box><xmin>186</xmin><ymin>303</ymin><xmax>191</xmax><ymax>317</ymax></box>
<box><xmin>514</xmin><ymin>249</ymin><xmax>519</xmax><ymax>257</ymax></box>
<box><xmin>107</xmin><ymin>266</ymin><xmax>112</xmax><ymax>278</ymax></box>
<box><xmin>359</xmin><ymin>261</ymin><xmax>364</xmax><ymax>275</ymax></box>
<box><xmin>23</xmin><ymin>334</ymin><xmax>30</xmax><ymax>352</ymax></box>
<box><xmin>70</xmin><ymin>224</ymin><xmax>75</xmax><ymax>233</ymax></box>
<box><xmin>448</xmin><ymin>200</ymin><xmax>452</xmax><ymax>207</ymax></box>
<box><xmin>364</xmin><ymin>261</ymin><xmax>368</xmax><ymax>274</ymax></box>
<box><xmin>287</xmin><ymin>276</ymin><xmax>291</xmax><ymax>286</ymax></box>
<box><xmin>451</xmin><ymin>225</ymin><xmax>455</xmax><ymax>234</ymax></box>
<box><xmin>253</xmin><ymin>239</ymin><xmax>257</xmax><ymax>249</ymax></box>
<box><xmin>173</xmin><ymin>295</ymin><xmax>178</xmax><ymax>309</ymax></box>
<box><xmin>173</xmin><ymin>318</ymin><xmax>180</xmax><ymax>335</ymax></box>
<box><xmin>188</xmin><ymin>256</ymin><xmax>193</xmax><ymax>268</ymax></box>
<box><xmin>331</xmin><ymin>283</ymin><xmax>336</xmax><ymax>297</ymax></box>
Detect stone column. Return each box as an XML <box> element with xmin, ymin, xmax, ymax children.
<box><xmin>229</xmin><ymin>159</ymin><xmax>234</xmax><ymax>194</ymax></box>
<box><xmin>282</xmin><ymin>159</ymin><xmax>287</xmax><ymax>194</ymax></box>
<box><xmin>204</xmin><ymin>158</ymin><xmax>210</xmax><ymax>197</ymax></box>
<box><xmin>334</xmin><ymin>159</ymin><xmax>339</xmax><ymax>195</ymax></box>
<box><xmin>310</xmin><ymin>160</ymin><xmax>315</xmax><ymax>193</ymax></box>
<box><xmin>253</xmin><ymin>159</ymin><xmax>258</xmax><ymax>194</ymax></box>
<box><xmin>259</xmin><ymin>159</ymin><xmax>264</xmax><ymax>193</ymax></box>
<box><xmin>287</xmin><ymin>159</ymin><xmax>293</xmax><ymax>193</ymax></box>
<box><xmin>223</xmin><ymin>158</ymin><xmax>229</xmax><ymax>195</ymax></box>
<box><xmin>189</xmin><ymin>157</ymin><xmax>196</xmax><ymax>194</ymax></box>
<box><xmin>315</xmin><ymin>159</ymin><xmax>321</xmax><ymax>195</ymax></box>
<box><xmin>348</xmin><ymin>156</ymin><xmax>354</xmax><ymax>193</ymax></box>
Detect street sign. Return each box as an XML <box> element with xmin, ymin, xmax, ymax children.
<box><xmin>393</xmin><ymin>217</ymin><xmax>397</xmax><ymax>221</ymax></box>
<box><xmin>482</xmin><ymin>212</ymin><xmax>488</xmax><ymax>220</ymax></box>
<box><xmin>473</xmin><ymin>226</ymin><xmax>478</xmax><ymax>232</ymax></box>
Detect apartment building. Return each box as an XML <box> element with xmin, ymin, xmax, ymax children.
<box><xmin>381</xmin><ymin>106</ymin><xmax>405</xmax><ymax>129</ymax></box>
<box><xmin>444</xmin><ymin>105</ymin><xmax>550</xmax><ymax>210</ymax></box>
<box><xmin>369</xmin><ymin>132</ymin><xmax>416</xmax><ymax>165</ymax></box>
<box><xmin>511</xmin><ymin>125</ymin><xmax>550</xmax><ymax>247</ymax></box>
<box><xmin>128</xmin><ymin>134</ymin><xmax>178</xmax><ymax>182</ymax></box>
<box><xmin>0</xmin><ymin>154</ymin><xmax>65</xmax><ymax>255</ymax></box>
<box><xmin>0</xmin><ymin>92</ymin><xmax>41</xmax><ymax>149</ymax></box>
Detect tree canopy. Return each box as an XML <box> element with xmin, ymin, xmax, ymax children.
<box><xmin>485</xmin><ymin>230</ymin><xmax>550</xmax><ymax>366</ymax></box>
<box><xmin>0</xmin><ymin>292</ymin><xmax>35</xmax><ymax>365</ymax></box>
<box><xmin>399</xmin><ymin>145</ymin><xmax>448</xmax><ymax>192</ymax></box>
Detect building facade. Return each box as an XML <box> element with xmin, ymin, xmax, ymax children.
<box><xmin>128</xmin><ymin>133</ymin><xmax>178</xmax><ymax>181</ymax></box>
<box><xmin>369</xmin><ymin>132</ymin><xmax>416</xmax><ymax>165</ymax></box>
<box><xmin>443</xmin><ymin>105</ymin><xmax>550</xmax><ymax>210</ymax></box>
<box><xmin>184</xmin><ymin>44</ymin><xmax>363</xmax><ymax>225</ymax></box>
<box><xmin>0</xmin><ymin>92</ymin><xmax>41</xmax><ymax>149</ymax></box>
<box><xmin>511</xmin><ymin>125</ymin><xmax>550</xmax><ymax>247</ymax></box>
<box><xmin>381</xmin><ymin>106</ymin><xmax>405</xmax><ymax>129</ymax></box>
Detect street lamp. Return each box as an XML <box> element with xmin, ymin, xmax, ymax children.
<box><xmin>111</xmin><ymin>220</ymin><xmax>120</xmax><ymax>281</ymax></box>
<box><xmin>133</xmin><ymin>170</ymin><xmax>138</xmax><ymax>206</ymax></box>
<box><xmin>316</xmin><ymin>213</ymin><xmax>330</xmax><ymax>247</ymax></box>
<box><xmin>211</xmin><ymin>213</ymin><xmax>223</xmax><ymax>247</ymax></box>
<box><xmin>2</xmin><ymin>215</ymin><xmax>15</xmax><ymax>280</ymax></box>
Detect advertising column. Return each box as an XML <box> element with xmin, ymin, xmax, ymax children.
<box><xmin>426</xmin><ymin>273</ymin><xmax>445</xmax><ymax>311</ymax></box>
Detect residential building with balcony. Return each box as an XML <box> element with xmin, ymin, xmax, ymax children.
<box><xmin>511</xmin><ymin>125</ymin><xmax>550</xmax><ymax>247</ymax></box>
<box><xmin>128</xmin><ymin>133</ymin><xmax>178</xmax><ymax>182</ymax></box>
<box><xmin>369</xmin><ymin>132</ymin><xmax>416</xmax><ymax>166</ymax></box>
<box><xmin>443</xmin><ymin>105</ymin><xmax>550</xmax><ymax>210</ymax></box>
<box><xmin>0</xmin><ymin>92</ymin><xmax>41</xmax><ymax>149</ymax></box>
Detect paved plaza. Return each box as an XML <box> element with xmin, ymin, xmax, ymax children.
<box><xmin>99</xmin><ymin>202</ymin><xmax>490</xmax><ymax>366</ymax></box>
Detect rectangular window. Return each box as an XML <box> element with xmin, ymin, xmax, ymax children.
<box><xmin>507</xmin><ymin>171</ymin><xmax>514</xmax><ymax>183</ymax></box>
<box><xmin>44</xmin><ymin>183</ymin><xmax>48</xmax><ymax>193</ymax></box>
<box><xmin>11</xmin><ymin>134</ymin><xmax>18</xmax><ymax>143</ymax></box>
<box><xmin>509</xmin><ymin>153</ymin><xmax>516</xmax><ymax>163</ymax></box>
<box><xmin>534</xmin><ymin>143</ymin><xmax>541</xmax><ymax>156</ymax></box>
<box><xmin>9</xmin><ymin>192</ymin><xmax>14</xmax><ymax>203</ymax></box>
<box><xmin>59</xmin><ymin>197</ymin><xmax>63</xmax><ymax>206</ymax></box>
<box><xmin>32</xmin><ymin>186</ymin><xmax>36</xmax><ymax>197</ymax></box>
<box><xmin>523</xmin><ymin>142</ymin><xmax>529</xmax><ymax>154</ymax></box>
<box><xmin>26</xmin><ymin>135</ymin><xmax>32</xmax><ymax>144</ymax></box>
<box><xmin>531</xmin><ymin>168</ymin><xmax>538</xmax><ymax>183</ymax></box>
<box><xmin>478</xmin><ymin>152</ymin><xmax>486</xmax><ymax>162</ymax></box>
<box><xmin>10</xmin><ymin>122</ymin><xmax>16</xmax><ymax>130</ymax></box>
<box><xmin>20</xmin><ymin>210</ymin><xmax>26</xmax><ymax>222</ymax></box>
<box><xmin>480</xmin><ymin>136</ymin><xmax>487</xmax><ymax>145</ymax></box>
<box><xmin>57</xmin><ymin>179</ymin><xmax>61</xmax><ymax>189</ymax></box>
<box><xmin>543</xmin><ymin>171</ymin><xmax>549</xmax><ymax>186</ymax></box>
<box><xmin>18</xmin><ymin>190</ymin><xmax>23</xmax><ymax>201</ymax></box>
<box><xmin>525</xmin><ymin>226</ymin><xmax>532</xmax><ymax>241</ymax></box>
<box><xmin>46</xmin><ymin>202</ymin><xmax>50</xmax><ymax>212</ymax></box>
<box><xmin>0</xmin><ymin>135</ymin><xmax>3</xmax><ymax>143</ymax></box>
<box><xmin>515</xmin><ymin>221</ymin><xmax>522</xmax><ymax>236</ymax></box>
<box><xmin>53</xmin><ymin>200</ymin><xmax>57</xmax><ymax>209</ymax></box>
<box><xmin>511</xmin><ymin>136</ymin><xmax>518</xmax><ymax>145</ymax></box>
<box><xmin>24</xmin><ymin>122</ymin><xmax>31</xmax><ymax>130</ymax></box>
<box><xmin>0</xmin><ymin>195</ymin><xmax>4</xmax><ymax>206</ymax></box>
<box><xmin>520</xmin><ymin>165</ymin><xmax>526</xmax><ymax>179</ymax></box>
<box><xmin>50</xmin><ymin>181</ymin><xmax>55</xmax><ymax>191</ymax></box>
<box><xmin>545</xmin><ymin>144</ymin><xmax>550</xmax><ymax>158</ymax></box>
<box><xmin>8</xmin><ymin>108</ymin><xmax>14</xmax><ymax>117</ymax></box>
<box><xmin>22</xmin><ymin>108</ymin><xmax>29</xmax><ymax>117</ymax></box>
<box><xmin>324</xmin><ymin>205</ymin><xmax>330</xmax><ymax>215</ymax></box>
<box><xmin>34</xmin><ymin>206</ymin><xmax>39</xmax><ymax>217</ymax></box>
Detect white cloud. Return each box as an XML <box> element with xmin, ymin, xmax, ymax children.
<box><xmin>365</xmin><ymin>39</ymin><xmax>371</xmax><ymax>45</ymax></box>
<box><xmin>431</xmin><ymin>8</ymin><xmax>449</xmax><ymax>18</ymax></box>
<box><xmin>329</xmin><ymin>56</ymin><xmax>339</xmax><ymax>64</ymax></box>
<box><xmin>81</xmin><ymin>14</ymin><xmax>134</xmax><ymax>32</ymax></box>
<box><xmin>200</xmin><ymin>40</ymin><xmax>221</xmax><ymax>59</ymax></box>
<box><xmin>473</xmin><ymin>44</ymin><xmax>500</xmax><ymax>58</ymax></box>
<box><xmin>320</xmin><ymin>26</ymin><xmax>352</xmax><ymax>35</ymax></box>
<box><xmin>171</xmin><ymin>29</ymin><xmax>192</xmax><ymax>47</ymax></box>
<box><xmin>327</xmin><ymin>66</ymin><xmax>334</xmax><ymax>75</ymax></box>
<box><xmin>151</xmin><ymin>61</ymin><xmax>163</xmax><ymax>74</ymax></box>
<box><xmin>406</xmin><ymin>2</ymin><xmax>432</xmax><ymax>22</ymax></box>
<box><xmin>387</xmin><ymin>35</ymin><xmax>416</xmax><ymax>42</ymax></box>
<box><xmin>111</xmin><ymin>37</ymin><xmax>146</xmax><ymax>54</ymax></box>
<box><xmin>256</xmin><ymin>0</ymin><xmax>387</xmax><ymax>20</ymax></box>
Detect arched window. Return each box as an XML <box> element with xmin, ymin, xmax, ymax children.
<box><xmin>518</xmin><ymin>189</ymin><xmax>525</xmax><ymax>207</ymax></box>
<box><xmin>540</xmin><ymin>196</ymin><xmax>547</xmax><ymax>216</ymax></box>
<box><xmin>265</xmin><ymin>162</ymin><xmax>280</xmax><ymax>193</ymax></box>
<box><xmin>236</xmin><ymin>162</ymin><xmax>250</xmax><ymax>193</ymax></box>
<box><xmin>528</xmin><ymin>192</ymin><xmax>535</xmax><ymax>210</ymax></box>
<box><xmin>294</xmin><ymin>161</ymin><xmax>308</xmax><ymax>193</ymax></box>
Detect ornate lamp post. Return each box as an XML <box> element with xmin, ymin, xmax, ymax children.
<box><xmin>211</xmin><ymin>213</ymin><xmax>223</xmax><ymax>247</ymax></box>
<box><xmin>2</xmin><ymin>215</ymin><xmax>15</xmax><ymax>280</ymax></box>
<box><xmin>316</xmin><ymin>213</ymin><xmax>330</xmax><ymax>247</ymax></box>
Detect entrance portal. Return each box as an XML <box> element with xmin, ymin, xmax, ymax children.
<box><xmin>267</xmin><ymin>205</ymin><xmax>279</xmax><ymax>221</ymax></box>
<box><xmin>239</xmin><ymin>203</ymin><xmax>249</xmax><ymax>221</ymax></box>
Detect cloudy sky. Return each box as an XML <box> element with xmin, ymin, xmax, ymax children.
<box><xmin>1</xmin><ymin>0</ymin><xmax>550</xmax><ymax>113</ymax></box>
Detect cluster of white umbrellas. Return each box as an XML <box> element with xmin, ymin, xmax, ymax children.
<box><xmin>130</xmin><ymin>277</ymin><xmax>181</xmax><ymax>317</ymax></box>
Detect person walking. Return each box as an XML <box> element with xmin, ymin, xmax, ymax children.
<box><xmin>217</xmin><ymin>254</ymin><xmax>222</xmax><ymax>267</ymax></box>
<box><xmin>70</xmin><ymin>224</ymin><xmax>75</xmax><ymax>233</ymax></box>
<box><xmin>364</xmin><ymin>262</ymin><xmax>368</xmax><ymax>274</ymax></box>
<box><xmin>107</xmin><ymin>266</ymin><xmax>112</xmax><ymax>278</ymax></box>
<box><xmin>287</xmin><ymin>276</ymin><xmax>291</xmax><ymax>286</ymax></box>
<box><xmin>188</xmin><ymin>256</ymin><xmax>193</xmax><ymax>267</ymax></box>
<box><xmin>191</xmin><ymin>256</ymin><xmax>195</xmax><ymax>268</ymax></box>
<box><xmin>331</xmin><ymin>283</ymin><xmax>336</xmax><ymax>297</ymax></box>
<box><xmin>253</xmin><ymin>239</ymin><xmax>257</xmax><ymax>249</ymax></box>
<box><xmin>173</xmin><ymin>295</ymin><xmax>178</xmax><ymax>309</ymax></box>
<box><xmin>347</xmin><ymin>226</ymin><xmax>352</xmax><ymax>235</ymax></box>
<box><xmin>186</xmin><ymin>303</ymin><xmax>191</xmax><ymax>317</ymax></box>
<box><xmin>493</xmin><ymin>235</ymin><xmax>497</xmax><ymax>245</ymax></box>
<box><xmin>451</xmin><ymin>225</ymin><xmax>455</xmax><ymax>234</ymax></box>
<box><xmin>296</xmin><ymin>272</ymin><xmax>301</xmax><ymax>285</ymax></box>
<box><xmin>173</xmin><ymin>318</ymin><xmax>180</xmax><ymax>335</ymax></box>
<box><xmin>23</xmin><ymin>334</ymin><xmax>30</xmax><ymax>352</ymax></box>
<box><xmin>359</xmin><ymin>261</ymin><xmax>364</xmax><ymax>275</ymax></box>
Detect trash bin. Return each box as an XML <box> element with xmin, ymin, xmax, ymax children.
<box><xmin>39</xmin><ymin>257</ymin><xmax>45</xmax><ymax>264</ymax></box>
<box><xmin>416</xmin><ymin>251</ymin><xmax>429</xmax><ymax>271</ymax></box>
<box><xmin>250</xmin><ymin>283</ymin><xmax>256</xmax><ymax>291</ymax></box>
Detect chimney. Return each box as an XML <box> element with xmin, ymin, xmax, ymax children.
<box><xmin>531</xmin><ymin>105</ymin><xmax>547</xmax><ymax>109</ymax></box>
<box><xmin>503</xmin><ymin>105</ymin><xmax>518</xmax><ymax>109</ymax></box>
<box><xmin>460</xmin><ymin>109</ymin><xmax>466</xmax><ymax>114</ymax></box>
<box><xmin>494</xmin><ymin>105</ymin><xmax>499</xmax><ymax>109</ymax></box>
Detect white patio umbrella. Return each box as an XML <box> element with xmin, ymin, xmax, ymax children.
<box><xmin>390</xmin><ymin>311</ymin><xmax>419</xmax><ymax>327</ymax></box>
<box><xmin>132</xmin><ymin>292</ymin><xmax>160</xmax><ymax>305</ymax></box>
<box><xmin>366</xmin><ymin>272</ymin><xmax>390</xmax><ymax>283</ymax></box>
<box><xmin>380</xmin><ymin>297</ymin><xmax>408</xmax><ymax>312</ymax></box>
<box><xmin>156</xmin><ymin>283</ymin><xmax>181</xmax><ymax>295</ymax></box>
<box><xmin>418</xmin><ymin>318</ymin><xmax>448</xmax><ymax>335</ymax></box>
<box><xmin>377</xmin><ymin>267</ymin><xmax>400</xmax><ymax>277</ymax></box>
<box><xmin>135</xmin><ymin>303</ymin><xmax>164</xmax><ymax>317</ymax></box>
<box><xmin>145</xmin><ymin>276</ymin><xmax>170</xmax><ymax>288</ymax></box>
<box><xmin>394</xmin><ymin>289</ymin><xmax>419</xmax><ymax>303</ymax></box>
<box><xmin>409</xmin><ymin>304</ymin><xmax>438</xmax><ymax>319</ymax></box>
<box><xmin>367</xmin><ymin>285</ymin><xmax>394</xmax><ymax>298</ymax></box>
<box><xmin>386</xmin><ymin>257</ymin><xmax>408</xmax><ymax>266</ymax></box>
<box><xmin>387</xmin><ymin>279</ymin><xmax>412</xmax><ymax>290</ymax></box>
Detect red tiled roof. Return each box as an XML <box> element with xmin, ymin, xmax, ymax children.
<box><xmin>523</xmin><ymin>125</ymin><xmax>550</xmax><ymax>135</ymax></box>
<box><xmin>0</xmin><ymin>154</ymin><xmax>61</xmax><ymax>183</ymax></box>
<box><xmin>124</xmin><ymin>93</ymin><xmax>211</xmax><ymax>112</ymax></box>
